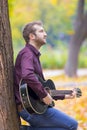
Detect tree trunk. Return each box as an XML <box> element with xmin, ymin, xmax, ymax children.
<box><xmin>0</xmin><ymin>0</ymin><xmax>20</xmax><ymax>130</ymax></box>
<box><xmin>65</xmin><ymin>0</ymin><xmax>87</xmax><ymax>77</ymax></box>
<box><xmin>65</xmin><ymin>34</ymin><xmax>83</xmax><ymax>77</ymax></box>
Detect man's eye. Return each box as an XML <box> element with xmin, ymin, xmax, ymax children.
<box><xmin>39</xmin><ymin>30</ymin><xmax>43</xmax><ymax>32</ymax></box>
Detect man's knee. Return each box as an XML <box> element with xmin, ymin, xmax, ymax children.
<box><xmin>73</xmin><ymin>120</ymin><xmax>78</xmax><ymax>130</ymax></box>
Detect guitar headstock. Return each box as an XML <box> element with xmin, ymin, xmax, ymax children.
<box><xmin>75</xmin><ymin>88</ymin><xmax>82</xmax><ymax>98</ymax></box>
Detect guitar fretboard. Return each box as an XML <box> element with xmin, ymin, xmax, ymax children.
<box><xmin>51</xmin><ymin>90</ymin><xmax>73</xmax><ymax>96</ymax></box>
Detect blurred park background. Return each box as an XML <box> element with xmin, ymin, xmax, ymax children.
<box><xmin>8</xmin><ymin>0</ymin><xmax>87</xmax><ymax>129</ymax></box>
<box><xmin>8</xmin><ymin>0</ymin><xmax>87</xmax><ymax>72</ymax></box>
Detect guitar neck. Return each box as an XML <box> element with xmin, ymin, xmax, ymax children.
<box><xmin>51</xmin><ymin>90</ymin><xmax>73</xmax><ymax>97</ymax></box>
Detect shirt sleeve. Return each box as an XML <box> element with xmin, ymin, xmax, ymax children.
<box><xmin>21</xmin><ymin>51</ymin><xmax>47</xmax><ymax>99</ymax></box>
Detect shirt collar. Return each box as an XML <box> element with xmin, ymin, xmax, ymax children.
<box><xmin>26</xmin><ymin>43</ymin><xmax>41</xmax><ymax>56</ymax></box>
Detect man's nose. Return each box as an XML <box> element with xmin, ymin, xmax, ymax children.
<box><xmin>44</xmin><ymin>32</ymin><xmax>47</xmax><ymax>37</ymax></box>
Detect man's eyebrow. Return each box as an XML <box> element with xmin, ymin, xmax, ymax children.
<box><xmin>39</xmin><ymin>28</ymin><xmax>45</xmax><ymax>31</ymax></box>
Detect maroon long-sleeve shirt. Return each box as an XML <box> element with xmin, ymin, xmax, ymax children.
<box><xmin>14</xmin><ymin>43</ymin><xmax>65</xmax><ymax>105</ymax></box>
<box><xmin>14</xmin><ymin>43</ymin><xmax>47</xmax><ymax>105</ymax></box>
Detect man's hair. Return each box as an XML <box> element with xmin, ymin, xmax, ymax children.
<box><xmin>22</xmin><ymin>21</ymin><xmax>43</xmax><ymax>43</ymax></box>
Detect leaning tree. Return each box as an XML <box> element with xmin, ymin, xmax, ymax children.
<box><xmin>0</xmin><ymin>0</ymin><xmax>20</xmax><ymax>129</ymax></box>
<box><xmin>65</xmin><ymin>0</ymin><xmax>87</xmax><ymax>77</ymax></box>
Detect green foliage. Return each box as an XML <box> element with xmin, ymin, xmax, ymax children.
<box><xmin>13</xmin><ymin>41</ymin><xmax>87</xmax><ymax>69</ymax></box>
<box><xmin>78</xmin><ymin>41</ymin><xmax>87</xmax><ymax>68</ymax></box>
<box><xmin>40</xmin><ymin>45</ymin><xmax>67</xmax><ymax>69</ymax></box>
<box><xmin>79</xmin><ymin>53</ymin><xmax>87</xmax><ymax>68</ymax></box>
<box><xmin>40</xmin><ymin>43</ymin><xmax>87</xmax><ymax>69</ymax></box>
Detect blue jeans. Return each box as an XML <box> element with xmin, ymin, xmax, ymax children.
<box><xmin>19</xmin><ymin>107</ymin><xmax>78</xmax><ymax>130</ymax></box>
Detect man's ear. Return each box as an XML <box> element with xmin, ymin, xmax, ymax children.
<box><xmin>29</xmin><ymin>33</ymin><xmax>35</xmax><ymax>40</ymax></box>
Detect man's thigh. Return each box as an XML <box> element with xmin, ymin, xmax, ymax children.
<box><xmin>29</xmin><ymin>107</ymin><xmax>77</xmax><ymax>128</ymax></box>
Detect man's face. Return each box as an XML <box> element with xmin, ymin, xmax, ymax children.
<box><xmin>33</xmin><ymin>25</ymin><xmax>47</xmax><ymax>46</ymax></box>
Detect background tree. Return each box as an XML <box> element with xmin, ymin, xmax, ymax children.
<box><xmin>0</xmin><ymin>0</ymin><xmax>19</xmax><ymax>130</ymax></box>
<box><xmin>65</xmin><ymin>0</ymin><xmax>87</xmax><ymax>77</ymax></box>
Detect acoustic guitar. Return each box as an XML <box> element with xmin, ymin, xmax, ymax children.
<box><xmin>19</xmin><ymin>76</ymin><xmax>82</xmax><ymax>114</ymax></box>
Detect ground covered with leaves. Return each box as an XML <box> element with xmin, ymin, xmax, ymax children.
<box><xmin>52</xmin><ymin>75</ymin><xmax>87</xmax><ymax>130</ymax></box>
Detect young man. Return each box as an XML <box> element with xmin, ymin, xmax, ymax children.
<box><xmin>14</xmin><ymin>21</ymin><xmax>78</xmax><ymax>130</ymax></box>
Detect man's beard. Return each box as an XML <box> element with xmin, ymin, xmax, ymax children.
<box><xmin>35</xmin><ymin>36</ymin><xmax>46</xmax><ymax>46</ymax></box>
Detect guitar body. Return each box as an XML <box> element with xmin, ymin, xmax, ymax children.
<box><xmin>19</xmin><ymin>79</ymin><xmax>56</xmax><ymax>114</ymax></box>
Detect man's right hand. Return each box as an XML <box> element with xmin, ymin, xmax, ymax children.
<box><xmin>42</xmin><ymin>93</ymin><xmax>53</xmax><ymax>105</ymax></box>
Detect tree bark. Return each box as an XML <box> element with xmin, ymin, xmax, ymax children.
<box><xmin>65</xmin><ymin>0</ymin><xmax>87</xmax><ymax>77</ymax></box>
<box><xmin>0</xmin><ymin>0</ymin><xmax>20</xmax><ymax>130</ymax></box>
